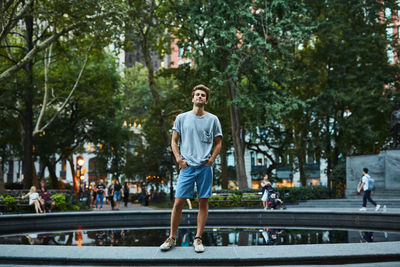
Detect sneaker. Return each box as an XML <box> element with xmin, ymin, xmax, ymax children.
<box><xmin>193</xmin><ymin>237</ymin><xmax>205</xmax><ymax>253</ymax></box>
<box><xmin>375</xmin><ymin>204</ymin><xmax>381</xmax><ymax>211</ymax></box>
<box><xmin>160</xmin><ymin>237</ymin><xmax>176</xmax><ymax>251</ymax></box>
<box><xmin>359</xmin><ymin>207</ymin><xmax>367</xmax><ymax>211</ymax></box>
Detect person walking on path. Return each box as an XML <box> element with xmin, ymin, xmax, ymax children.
<box><xmin>95</xmin><ymin>179</ymin><xmax>106</xmax><ymax>211</ymax></box>
<box><xmin>261</xmin><ymin>174</ymin><xmax>272</xmax><ymax>210</ymax></box>
<box><xmin>108</xmin><ymin>180</ymin><xmax>115</xmax><ymax>210</ymax></box>
<box><xmin>113</xmin><ymin>180</ymin><xmax>123</xmax><ymax>210</ymax></box>
<box><xmin>159</xmin><ymin>84</ymin><xmax>223</xmax><ymax>253</ymax></box>
<box><xmin>358</xmin><ymin>168</ymin><xmax>380</xmax><ymax>211</ymax></box>
<box><xmin>123</xmin><ymin>182</ymin><xmax>130</xmax><ymax>207</ymax></box>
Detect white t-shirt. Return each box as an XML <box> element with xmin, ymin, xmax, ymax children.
<box><xmin>173</xmin><ymin>111</ymin><xmax>222</xmax><ymax>167</ymax></box>
<box><xmin>362</xmin><ymin>175</ymin><xmax>370</xmax><ymax>191</ymax></box>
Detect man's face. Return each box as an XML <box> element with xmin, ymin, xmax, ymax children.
<box><xmin>192</xmin><ymin>90</ymin><xmax>208</xmax><ymax>106</ymax></box>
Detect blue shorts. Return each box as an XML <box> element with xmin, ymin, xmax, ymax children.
<box><xmin>114</xmin><ymin>191</ymin><xmax>121</xmax><ymax>202</ymax></box>
<box><xmin>175</xmin><ymin>165</ymin><xmax>213</xmax><ymax>199</ymax></box>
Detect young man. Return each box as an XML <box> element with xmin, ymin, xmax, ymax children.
<box><xmin>358</xmin><ymin>168</ymin><xmax>380</xmax><ymax>211</ymax></box>
<box><xmin>95</xmin><ymin>179</ymin><xmax>106</xmax><ymax>211</ymax></box>
<box><xmin>160</xmin><ymin>84</ymin><xmax>222</xmax><ymax>253</ymax></box>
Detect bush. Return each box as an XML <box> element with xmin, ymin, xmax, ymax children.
<box><xmin>52</xmin><ymin>193</ymin><xmax>67</xmax><ymax>211</ymax></box>
<box><xmin>193</xmin><ymin>186</ymin><xmax>331</xmax><ymax>208</ymax></box>
<box><xmin>2</xmin><ymin>195</ymin><xmax>17</xmax><ymax>212</ymax></box>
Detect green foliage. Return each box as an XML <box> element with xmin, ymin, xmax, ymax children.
<box><xmin>52</xmin><ymin>194</ymin><xmax>67</xmax><ymax>211</ymax></box>
<box><xmin>119</xmin><ymin>64</ymin><xmax>181</xmax><ymax>183</ymax></box>
<box><xmin>194</xmin><ymin>186</ymin><xmax>331</xmax><ymax>208</ymax></box>
<box><xmin>331</xmin><ymin>162</ymin><xmax>346</xmax><ymax>198</ymax></box>
<box><xmin>72</xmin><ymin>205</ymin><xmax>81</xmax><ymax>211</ymax></box>
<box><xmin>2</xmin><ymin>195</ymin><xmax>16</xmax><ymax>212</ymax></box>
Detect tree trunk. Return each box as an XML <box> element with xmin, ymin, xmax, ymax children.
<box><xmin>141</xmin><ymin>38</ymin><xmax>170</xmax><ymax>146</ymax></box>
<box><xmin>298</xmin><ymin>151</ymin><xmax>306</xmax><ymax>186</ymax></box>
<box><xmin>220</xmin><ymin>142</ymin><xmax>228</xmax><ymax>189</ymax></box>
<box><xmin>0</xmin><ymin>159</ymin><xmax>5</xmax><ymax>194</ymax></box>
<box><xmin>326</xmin><ymin>116</ymin><xmax>332</xmax><ymax>189</ymax></box>
<box><xmin>227</xmin><ymin>79</ymin><xmax>248</xmax><ymax>189</ymax></box>
<box><xmin>32</xmin><ymin>161</ymin><xmax>39</xmax><ymax>188</ymax></box>
<box><xmin>22</xmin><ymin>7</ymin><xmax>34</xmax><ymax>189</ymax></box>
<box><xmin>238</xmin><ymin>231</ymin><xmax>249</xmax><ymax>246</ymax></box>
<box><xmin>45</xmin><ymin>159</ymin><xmax>59</xmax><ymax>189</ymax></box>
<box><xmin>67</xmin><ymin>156</ymin><xmax>79</xmax><ymax>198</ymax></box>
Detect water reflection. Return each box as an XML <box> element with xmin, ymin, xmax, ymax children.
<box><xmin>0</xmin><ymin>228</ymin><xmax>398</xmax><ymax>247</ymax></box>
<box><xmin>360</xmin><ymin>231</ymin><xmax>374</xmax><ymax>243</ymax></box>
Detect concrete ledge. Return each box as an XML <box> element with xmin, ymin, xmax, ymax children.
<box><xmin>1</xmin><ymin>209</ymin><xmax>400</xmax><ymax>235</ymax></box>
<box><xmin>0</xmin><ymin>242</ymin><xmax>400</xmax><ymax>266</ymax></box>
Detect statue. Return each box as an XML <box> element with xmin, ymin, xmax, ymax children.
<box><xmin>391</xmin><ymin>103</ymin><xmax>400</xmax><ymax>149</ymax></box>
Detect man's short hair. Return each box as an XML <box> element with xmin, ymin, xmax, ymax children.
<box><xmin>192</xmin><ymin>84</ymin><xmax>210</xmax><ymax>100</ymax></box>
<box><xmin>363</xmin><ymin>168</ymin><xmax>369</xmax><ymax>173</ymax></box>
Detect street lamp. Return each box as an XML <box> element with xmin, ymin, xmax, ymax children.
<box><xmin>77</xmin><ymin>156</ymin><xmax>85</xmax><ymax>183</ymax></box>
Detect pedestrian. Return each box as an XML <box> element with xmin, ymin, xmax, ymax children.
<box><xmin>260</xmin><ymin>174</ymin><xmax>272</xmax><ymax>210</ymax></box>
<box><xmin>108</xmin><ymin>180</ymin><xmax>115</xmax><ymax>210</ymax></box>
<box><xmin>159</xmin><ymin>84</ymin><xmax>223</xmax><ymax>253</ymax></box>
<box><xmin>113</xmin><ymin>180</ymin><xmax>123</xmax><ymax>210</ymax></box>
<box><xmin>358</xmin><ymin>168</ymin><xmax>381</xmax><ymax>211</ymax></box>
<box><xmin>21</xmin><ymin>186</ymin><xmax>43</xmax><ymax>213</ymax></box>
<box><xmin>95</xmin><ymin>179</ymin><xmax>106</xmax><ymax>211</ymax></box>
<box><xmin>90</xmin><ymin>181</ymin><xmax>97</xmax><ymax>208</ymax></box>
<box><xmin>123</xmin><ymin>182</ymin><xmax>130</xmax><ymax>207</ymax></box>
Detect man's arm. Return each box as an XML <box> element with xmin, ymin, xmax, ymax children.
<box><xmin>358</xmin><ymin>182</ymin><xmax>365</xmax><ymax>193</ymax></box>
<box><xmin>171</xmin><ymin>130</ymin><xmax>188</xmax><ymax>169</ymax></box>
<box><xmin>206</xmin><ymin>136</ymin><xmax>222</xmax><ymax>166</ymax></box>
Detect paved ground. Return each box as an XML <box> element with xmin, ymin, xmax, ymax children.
<box><xmin>2</xmin><ymin>200</ymin><xmax>399</xmax><ymax>266</ymax></box>
<box><xmin>89</xmin><ymin>201</ymin><xmax>400</xmax><ymax>213</ymax></box>
<box><xmin>1</xmin><ymin>241</ymin><xmax>400</xmax><ymax>266</ymax></box>
<box><xmin>89</xmin><ymin>202</ymin><xmax>154</xmax><ymax>211</ymax></box>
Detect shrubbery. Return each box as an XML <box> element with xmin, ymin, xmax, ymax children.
<box><xmin>191</xmin><ymin>186</ymin><xmax>331</xmax><ymax>208</ymax></box>
<box><xmin>1</xmin><ymin>195</ymin><xmax>17</xmax><ymax>212</ymax></box>
<box><xmin>0</xmin><ymin>191</ymin><xmax>88</xmax><ymax>213</ymax></box>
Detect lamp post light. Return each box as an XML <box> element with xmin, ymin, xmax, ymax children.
<box><xmin>75</xmin><ymin>156</ymin><xmax>84</xmax><ymax>198</ymax></box>
<box><xmin>77</xmin><ymin>156</ymin><xmax>84</xmax><ymax>182</ymax></box>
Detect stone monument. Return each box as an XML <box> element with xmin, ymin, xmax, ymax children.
<box><xmin>346</xmin><ymin>150</ymin><xmax>400</xmax><ymax>198</ymax></box>
<box><xmin>391</xmin><ymin>104</ymin><xmax>400</xmax><ymax>149</ymax></box>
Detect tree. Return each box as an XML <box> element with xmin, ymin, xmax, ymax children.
<box><xmin>0</xmin><ymin>0</ymin><xmax>119</xmax><ymax>188</ymax></box>
<box><xmin>170</xmin><ymin>0</ymin><xmax>256</xmax><ymax>188</ymax></box>
<box><xmin>290</xmin><ymin>0</ymin><xmax>400</xmax><ymax>186</ymax></box>
<box><xmin>119</xmin><ymin>64</ymin><xmax>182</xmax><ymax>188</ymax></box>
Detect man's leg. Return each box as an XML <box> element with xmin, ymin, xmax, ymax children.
<box><xmin>169</xmin><ymin>198</ymin><xmax>187</xmax><ymax>238</ymax></box>
<box><xmin>160</xmin><ymin>197</ymin><xmax>186</xmax><ymax>251</ymax></box>
<box><xmin>366</xmin><ymin>191</ymin><xmax>377</xmax><ymax>206</ymax></box>
<box><xmin>196</xmin><ymin>198</ymin><xmax>209</xmax><ymax>238</ymax></box>
<box><xmin>362</xmin><ymin>191</ymin><xmax>367</xmax><ymax>207</ymax></box>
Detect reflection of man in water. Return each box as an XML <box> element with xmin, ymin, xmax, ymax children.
<box><xmin>360</xmin><ymin>232</ymin><xmax>374</xmax><ymax>243</ymax></box>
<box><xmin>180</xmin><ymin>228</ymin><xmax>191</xmax><ymax>247</ymax></box>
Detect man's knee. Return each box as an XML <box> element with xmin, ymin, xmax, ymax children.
<box><xmin>198</xmin><ymin>198</ymin><xmax>209</xmax><ymax>208</ymax></box>
<box><xmin>173</xmin><ymin>198</ymin><xmax>186</xmax><ymax>210</ymax></box>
